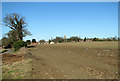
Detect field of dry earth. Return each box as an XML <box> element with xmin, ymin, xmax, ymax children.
<box><xmin>2</xmin><ymin>41</ymin><xmax>118</xmax><ymax>79</ymax></box>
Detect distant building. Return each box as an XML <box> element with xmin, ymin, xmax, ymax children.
<box><xmin>38</xmin><ymin>42</ymin><xmax>40</xmax><ymax>44</ymax></box>
<box><xmin>79</xmin><ymin>39</ymin><xmax>92</xmax><ymax>42</ymax></box>
<box><xmin>37</xmin><ymin>41</ymin><xmax>49</xmax><ymax>44</ymax></box>
<box><xmin>86</xmin><ymin>40</ymin><xmax>92</xmax><ymax>42</ymax></box>
<box><xmin>50</xmin><ymin>42</ymin><xmax>55</xmax><ymax>44</ymax></box>
<box><xmin>64</xmin><ymin>35</ymin><xmax>67</xmax><ymax>42</ymax></box>
<box><xmin>44</xmin><ymin>41</ymin><xmax>49</xmax><ymax>44</ymax></box>
<box><xmin>31</xmin><ymin>42</ymin><xmax>38</xmax><ymax>45</ymax></box>
<box><xmin>72</xmin><ymin>41</ymin><xmax>75</xmax><ymax>42</ymax></box>
<box><xmin>80</xmin><ymin>40</ymin><xmax>84</xmax><ymax>42</ymax></box>
<box><xmin>64</xmin><ymin>35</ymin><xmax>66</xmax><ymax>39</ymax></box>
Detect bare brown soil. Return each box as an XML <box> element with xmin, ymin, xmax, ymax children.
<box><xmin>0</xmin><ymin>47</ymin><xmax>2</xmax><ymax>52</ymax></box>
<box><xmin>2</xmin><ymin>41</ymin><xmax>119</xmax><ymax>79</ymax></box>
<box><xmin>2</xmin><ymin>54</ymin><xmax>24</xmax><ymax>64</ymax></box>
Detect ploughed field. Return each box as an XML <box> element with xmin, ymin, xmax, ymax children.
<box><xmin>2</xmin><ymin>41</ymin><xmax>118</xmax><ymax>79</ymax></box>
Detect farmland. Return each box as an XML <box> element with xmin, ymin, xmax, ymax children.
<box><xmin>2</xmin><ymin>41</ymin><xmax>118</xmax><ymax>79</ymax></box>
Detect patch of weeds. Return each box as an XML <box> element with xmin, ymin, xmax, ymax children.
<box><xmin>8</xmin><ymin>70</ymin><xmax>14</xmax><ymax>75</ymax></box>
<box><xmin>14</xmin><ymin>76</ymin><xmax>22</xmax><ymax>79</ymax></box>
<box><xmin>1</xmin><ymin>49</ymin><xmax>7</xmax><ymax>53</ymax></box>
<box><xmin>15</xmin><ymin>69</ymin><xmax>24</xmax><ymax>74</ymax></box>
<box><xmin>28</xmin><ymin>59</ymin><xmax>32</xmax><ymax>62</ymax></box>
<box><xmin>2</xmin><ymin>76</ymin><xmax>7</xmax><ymax>79</ymax></box>
<box><xmin>3</xmin><ymin>70</ymin><xmax>15</xmax><ymax>79</ymax></box>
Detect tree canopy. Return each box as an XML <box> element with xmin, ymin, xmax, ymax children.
<box><xmin>3</xmin><ymin>13</ymin><xmax>31</xmax><ymax>41</ymax></box>
<box><xmin>32</xmin><ymin>39</ymin><xmax>36</xmax><ymax>43</ymax></box>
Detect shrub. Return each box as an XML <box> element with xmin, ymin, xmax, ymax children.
<box><xmin>32</xmin><ymin>39</ymin><xmax>36</xmax><ymax>43</ymax></box>
<box><xmin>39</xmin><ymin>40</ymin><xmax>45</xmax><ymax>44</ymax></box>
<box><xmin>1</xmin><ymin>37</ymin><xmax>13</xmax><ymax>48</ymax></box>
<box><xmin>12</xmin><ymin>40</ymin><xmax>27</xmax><ymax>51</ymax></box>
<box><xmin>49</xmin><ymin>39</ymin><xmax>51</xmax><ymax>44</ymax></box>
<box><xmin>26</xmin><ymin>40</ymin><xmax>31</xmax><ymax>45</ymax></box>
<box><xmin>67</xmin><ymin>39</ymin><xmax>71</xmax><ymax>42</ymax></box>
<box><xmin>92</xmin><ymin>37</ymin><xmax>100</xmax><ymax>41</ymax></box>
<box><xmin>70</xmin><ymin>36</ymin><xmax>80</xmax><ymax>42</ymax></box>
<box><xmin>84</xmin><ymin>37</ymin><xmax>87</xmax><ymax>42</ymax></box>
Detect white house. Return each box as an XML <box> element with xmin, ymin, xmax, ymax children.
<box><xmin>50</xmin><ymin>42</ymin><xmax>55</xmax><ymax>44</ymax></box>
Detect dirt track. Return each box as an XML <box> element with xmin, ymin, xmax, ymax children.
<box><xmin>2</xmin><ymin>41</ymin><xmax>118</xmax><ymax>79</ymax></box>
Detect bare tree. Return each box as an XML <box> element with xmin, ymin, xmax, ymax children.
<box><xmin>3</xmin><ymin>13</ymin><xmax>31</xmax><ymax>40</ymax></box>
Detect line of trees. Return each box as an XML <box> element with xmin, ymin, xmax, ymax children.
<box><xmin>26</xmin><ymin>39</ymin><xmax>45</xmax><ymax>44</ymax></box>
<box><xmin>25</xmin><ymin>36</ymin><xmax>118</xmax><ymax>45</ymax></box>
<box><xmin>92</xmin><ymin>36</ymin><xmax>118</xmax><ymax>41</ymax></box>
<box><xmin>48</xmin><ymin>36</ymin><xmax>118</xmax><ymax>43</ymax></box>
<box><xmin>49</xmin><ymin>36</ymin><xmax>83</xmax><ymax>43</ymax></box>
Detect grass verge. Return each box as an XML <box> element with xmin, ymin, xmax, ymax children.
<box><xmin>1</xmin><ymin>49</ymin><xmax>7</xmax><ymax>53</ymax></box>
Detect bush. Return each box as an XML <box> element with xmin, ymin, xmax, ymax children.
<box><xmin>84</xmin><ymin>37</ymin><xmax>87</xmax><ymax>42</ymax></box>
<box><xmin>70</xmin><ymin>36</ymin><xmax>80</xmax><ymax>42</ymax></box>
<box><xmin>32</xmin><ymin>39</ymin><xmax>36</xmax><ymax>43</ymax></box>
<box><xmin>12</xmin><ymin>40</ymin><xmax>27</xmax><ymax>51</ymax></box>
<box><xmin>49</xmin><ymin>39</ymin><xmax>51</xmax><ymax>44</ymax></box>
<box><xmin>39</xmin><ymin>40</ymin><xmax>45</xmax><ymax>44</ymax></box>
<box><xmin>26</xmin><ymin>40</ymin><xmax>31</xmax><ymax>45</ymax></box>
<box><xmin>1</xmin><ymin>37</ymin><xmax>13</xmax><ymax>48</ymax></box>
<box><xmin>92</xmin><ymin>38</ymin><xmax>100</xmax><ymax>41</ymax></box>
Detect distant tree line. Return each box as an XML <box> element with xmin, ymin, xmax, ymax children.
<box><xmin>48</xmin><ymin>36</ymin><xmax>118</xmax><ymax>43</ymax></box>
<box><xmin>26</xmin><ymin>39</ymin><xmax>45</xmax><ymax>44</ymax></box>
<box><xmin>91</xmin><ymin>36</ymin><xmax>118</xmax><ymax>41</ymax></box>
<box><xmin>0</xmin><ymin>35</ymin><xmax>119</xmax><ymax>48</ymax></box>
<box><xmin>22</xmin><ymin>36</ymin><xmax>119</xmax><ymax>45</ymax></box>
